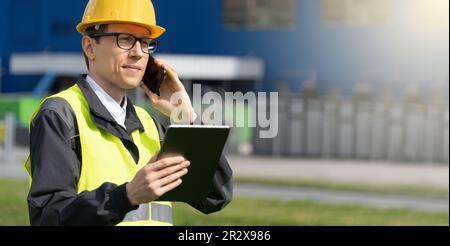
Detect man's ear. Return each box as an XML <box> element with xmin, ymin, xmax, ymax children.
<box><xmin>82</xmin><ymin>36</ymin><xmax>96</xmax><ymax>60</ymax></box>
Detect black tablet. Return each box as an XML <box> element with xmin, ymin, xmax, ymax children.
<box><xmin>156</xmin><ymin>125</ymin><xmax>231</xmax><ymax>202</ymax></box>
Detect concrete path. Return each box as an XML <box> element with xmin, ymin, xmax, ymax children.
<box><xmin>235</xmin><ymin>183</ymin><xmax>449</xmax><ymax>213</ymax></box>
<box><xmin>228</xmin><ymin>156</ymin><xmax>449</xmax><ymax>188</ymax></box>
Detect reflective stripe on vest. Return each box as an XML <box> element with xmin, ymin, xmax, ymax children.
<box><xmin>123</xmin><ymin>203</ymin><xmax>173</xmax><ymax>224</ymax></box>
<box><xmin>24</xmin><ymin>84</ymin><xmax>173</xmax><ymax>226</ymax></box>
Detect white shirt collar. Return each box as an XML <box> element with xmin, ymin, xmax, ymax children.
<box><xmin>86</xmin><ymin>75</ymin><xmax>127</xmax><ymax>129</ymax></box>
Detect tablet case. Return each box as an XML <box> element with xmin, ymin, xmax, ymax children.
<box><xmin>156</xmin><ymin>125</ymin><xmax>230</xmax><ymax>202</ymax></box>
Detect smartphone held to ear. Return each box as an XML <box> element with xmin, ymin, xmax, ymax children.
<box><xmin>142</xmin><ymin>55</ymin><xmax>166</xmax><ymax>96</ymax></box>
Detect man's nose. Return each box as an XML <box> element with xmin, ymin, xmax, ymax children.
<box><xmin>129</xmin><ymin>40</ymin><xmax>144</xmax><ymax>58</ymax></box>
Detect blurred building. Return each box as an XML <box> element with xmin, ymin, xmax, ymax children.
<box><xmin>0</xmin><ymin>0</ymin><xmax>448</xmax><ymax>163</ymax></box>
<box><xmin>0</xmin><ymin>0</ymin><xmax>448</xmax><ymax>94</ymax></box>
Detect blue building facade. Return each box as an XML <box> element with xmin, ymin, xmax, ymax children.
<box><xmin>0</xmin><ymin>0</ymin><xmax>448</xmax><ymax>98</ymax></box>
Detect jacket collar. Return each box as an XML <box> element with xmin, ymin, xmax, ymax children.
<box><xmin>76</xmin><ymin>75</ymin><xmax>145</xmax><ymax>138</ymax></box>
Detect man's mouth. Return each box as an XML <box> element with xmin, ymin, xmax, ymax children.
<box><xmin>122</xmin><ymin>65</ymin><xmax>142</xmax><ymax>72</ymax></box>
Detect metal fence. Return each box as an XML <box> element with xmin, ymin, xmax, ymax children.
<box><xmin>254</xmin><ymin>94</ymin><xmax>449</xmax><ymax>164</ymax></box>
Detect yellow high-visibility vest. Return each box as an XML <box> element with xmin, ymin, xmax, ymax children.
<box><xmin>24</xmin><ymin>84</ymin><xmax>173</xmax><ymax>226</ymax></box>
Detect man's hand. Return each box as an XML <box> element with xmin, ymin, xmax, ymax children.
<box><xmin>126</xmin><ymin>155</ymin><xmax>190</xmax><ymax>205</ymax></box>
<box><xmin>140</xmin><ymin>59</ymin><xmax>196</xmax><ymax>123</ymax></box>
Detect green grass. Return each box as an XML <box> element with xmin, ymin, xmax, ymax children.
<box><xmin>0</xmin><ymin>179</ymin><xmax>448</xmax><ymax>226</ymax></box>
<box><xmin>235</xmin><ymin>177</ymin><xmax>449</xmax><ymax>199</ymax></box>
<box><xmin>0</xmin><ymin>179</ymin><xmax>29</xmax><ymax>225</ymax></box>
<box><xmin>174</xmin><ymin>198</ymin><xmax>448</xmax><ymax>226</ymax></box>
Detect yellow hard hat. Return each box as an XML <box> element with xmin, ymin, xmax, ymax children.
<box><xmin>76</xmin><ymin>0</ymin><xmax>166</xmax><ymax>39</ymax></box>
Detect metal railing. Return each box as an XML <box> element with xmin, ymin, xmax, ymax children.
<box><xmin>254</xmin><ymin>93</ymin><xmax>449</xmax><ymax>164</ymax></box>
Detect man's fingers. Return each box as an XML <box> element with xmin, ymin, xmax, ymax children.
<box><xmin>148</xmin><ymin>91</ymin><xmax>160</xmax><ymax>104</ymax></box>
<box><xmin>155</xmin><ymin>58</ymin><xmax>172</xmax><ymax>71</ymax></box>
<box><xmin>155</xmin><ymin>59</ymin><xmax>177</xmax><ymax>79</ymax></box>
<box><xmin>158</xmin><ymin>179</ymin><xmax>183</xmax><ymax>196</ymax></box>
<box><xmin>154</xmin><ymin>161</ymin><xmax>190</xmax><ymax>180</ymax></box>
<box><xmin>156</xmin><ymin>167</ymin><xmax>188</xmax><ymax>187</ymax></box>
<box><xmin>163</xmin><ymin>63</ymin><xmax>177</xmax><ymax>73</ymax></box>
<box><xmin>147</xmin><ymin>156</ymin><xmax>186</xmax><ymax>171</ymax></box>
<box><xmin>161</xmin><ymin>64</ymin><xmax>176</xmax><ymax>80</ymax></box>
<box><xmin>140</xmin><ymin>83</ymin><xmax>160</xmax><ymax>103</ymax></box>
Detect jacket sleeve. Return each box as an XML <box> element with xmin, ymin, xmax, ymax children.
<box><xmin>154</xmin><ymin>117</ymin><xmax>234</xmax><ymax>214</ymax></box>
<box><xmin>27</xmin><ymin>99</ymin><xmax>137</xmax><ymax>226</ymax></box>
<box><xmin>187</xmin><ymin>154</ymin><xmax>234</xmax><ymax>214</ymax></box>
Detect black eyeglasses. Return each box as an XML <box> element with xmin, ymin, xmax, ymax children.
<box><xmin>88</xmin><ymin>32</ymin><xmax>159</xmax><ymax>54</ymax></box>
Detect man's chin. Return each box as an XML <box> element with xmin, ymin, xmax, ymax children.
<box><xmin>120</xmin><ymin>78</ymin><xmax>142</xmax><ymax>90</ymax></box>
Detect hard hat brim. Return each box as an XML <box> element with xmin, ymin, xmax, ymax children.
<box><xmin>76</xmin><ymin>20</ymin><xmax>166</xmax><ymax>39</ymax></box>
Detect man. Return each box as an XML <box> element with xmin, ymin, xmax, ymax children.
<box><xmin>24</xmin><ymin>0</ymin><xmax>233</xmax><ymax>226</ymax></box>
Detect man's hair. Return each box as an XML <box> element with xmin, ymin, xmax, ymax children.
<box><xmin>83</xmin><ymin>24</ymin><xmax>108</xmax><ymax>70</ymax></box>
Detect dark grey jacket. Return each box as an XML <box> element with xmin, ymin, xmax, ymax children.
<box><xmin>27</xmin><ymin>75</ymin><xmax>233</xmax><ymax>226</ymax></box>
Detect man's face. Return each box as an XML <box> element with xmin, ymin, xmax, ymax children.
<box><xmin>89</xmin><ymin>23</ymin><xmax>150</xmax><ymax>90</ymax></box>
